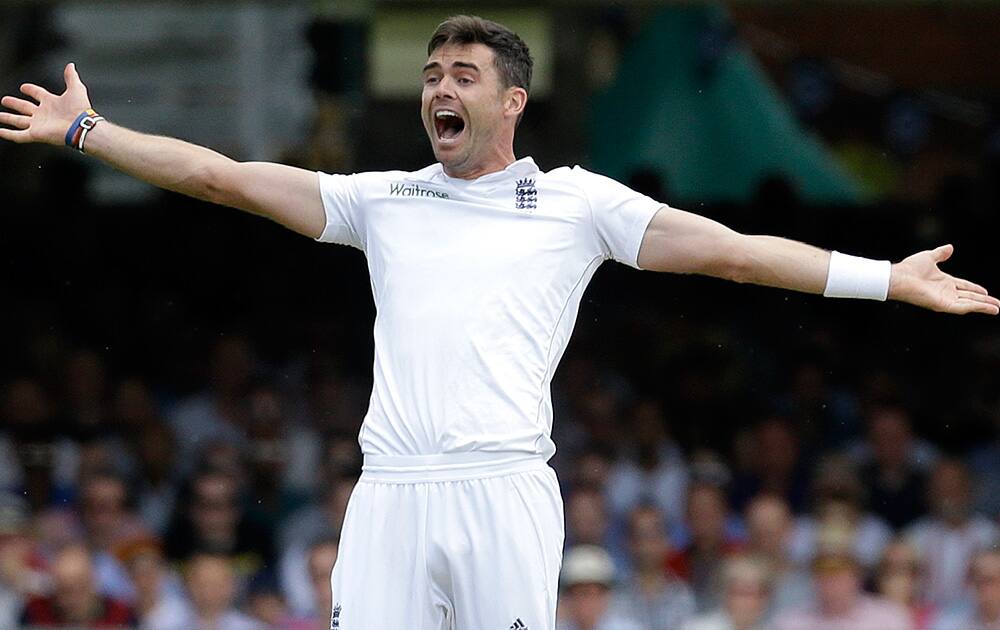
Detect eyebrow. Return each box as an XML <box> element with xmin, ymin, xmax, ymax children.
<box><xmin>422</xmin><ymin>61</ymin><xmax>481</xmax><ymax>73</ymax></box>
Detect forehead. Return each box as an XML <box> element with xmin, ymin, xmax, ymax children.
<box><xmin>425</xmin><ymin>42</ymin><xmax>496</xmax><ymax>71</ymax></box>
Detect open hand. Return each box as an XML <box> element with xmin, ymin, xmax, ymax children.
<box><xmin>890</xmin><ymin>245</ymin><xmax>999</xmax><ymax>315</ymax></box>
<box><xmin>0</xmin><ymin>63</ymin><xmax>93</xmax><ymax>146</ymax></box>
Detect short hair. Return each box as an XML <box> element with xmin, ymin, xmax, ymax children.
<box><xmin>427</xmin><ymin>15</ymin><xmax>533</xmax><ymax>94</ymax></box>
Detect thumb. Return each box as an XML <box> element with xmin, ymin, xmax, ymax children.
<box><xmin>64</xmin><ymin>63</ymin><xmax>84</xmax><ymax>90</ymax></box>
<box><xmin>932</xmin><ymin>244</ymin><xmax>953</xmax><ymax>264</ymax></box>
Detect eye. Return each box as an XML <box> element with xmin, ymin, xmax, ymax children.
<box><xmin>457</xmin><ymin>77</ymin><xmax>474</xmax><ymax>86</ymax></box>
<box><xmin>424</xmin><ymin>76</ymin><xmax>439</xmax><ymax>85</ymax></box>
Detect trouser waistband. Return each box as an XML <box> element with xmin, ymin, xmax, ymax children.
<box><xmin>361</xmin><ymin>452</ymin><xmax>548</xmax><ymax>483</ymax></box>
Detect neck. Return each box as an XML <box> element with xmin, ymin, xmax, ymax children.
<box><xmin>441</xmin><ymin>145</ymin><xmax>516</xmax><ymax>180</ymax></box>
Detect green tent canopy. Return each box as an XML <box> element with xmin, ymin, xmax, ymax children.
<box><xmin>591</xmin><ymin>6</ymin><xmax>863</xmax><ymax>205</ymax></box>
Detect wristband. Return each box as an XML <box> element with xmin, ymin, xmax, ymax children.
<box><xmin>823</xmin><ymin>251</ymin><xmax>892</xmax><ymax>301</ymax></box>
<box><xmin>64</xmin><ymin>108</ymin><xmax>105</xmax><ymax>153</ymax></box>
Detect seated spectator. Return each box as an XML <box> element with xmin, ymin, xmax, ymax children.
<box><xmin>279</xmin><ymin>540</ymin><xmax>339</xmax><ymax>630</ymax></box>
<box><xmin>774</xmin><ymin>531</ymin><xmax>911</xmax><ymax>630</ymax></box>
<box><xmin>967</xmin><ymin>413</ymin><xmax>1000</xmax><ymax>519</ymax></box>
<box><xmin>931</xmin><ymin>545</ymin><xmax>1000</xmax><ymax>629</ymax></box>
<box><xmin>681</xmin><ymin>555</ymin><xmax>772</xmax><ymax>630</ymax></box>
<box><xmin>610</xmin><ymin>505</ymin><xmax>695</xmax><ymax>630</ymax></box>
<box><xmin>850</xmin><ymin>405</ymin><xmax>934</xmax><ymax>529</ymax></box>
<box><xmin>606</xmin><ymin>400</ymin><xmax>689</xmax><ymax>530</ymax></box>
<box><xmin>185</xmin><ymin>553</ymin><xmax>263</xmax><ymax>630</ymax></box>
<box><xmin>277</xmin><ymin>467</ymin><xmax>353</xmax><ymax>616</ymax></box>
<box><xmin>875</xmin><ymin>539</ymin><xmax>935</xmax><ymax>629</ymax></box>
<box><xmin>277</xmin><ymin>465</ymin><xmax>357</xmax><ymax>556</ymax></box>
<box><xmin>167</xmin><ymin>336</ymin><xmax>256</xmax><ymax>476</ymax></box>
<box><xmin>730</xmin><ymin>417</ymin><xmax>810</xmax><ymax>514</ymax></box>
<box><xmin>79</xmin><ymin>471</ymin><xmax>148</xmax><ymax>603</ymax></box>
<box><xmin>790</xmin><ymin>455</ymin><xmax>892</xmax><ymax>570</ymax></box>
<box><xmin>165</xmin><ymin>468</ymin><xmax>274</xmax><ymax>590</ymax></box>
<box><xmin>118</xmin><ymin>536</ymin><xmax>191</xmax><ymax>630</ymax></box>
<box><xmin>556</xmin><ymin>545</ymin><xmax>642</xmax><ymax>630</ymax></box>
<box><xmin>20</xmin><ymin>544</ymin><xmax>137</xmax><ymax>628</ymax></box>
<box><xmin>743</xmin><ymin>494</ymin><xmax>812</xmax><ymax>615</ymax></box>
<box><xmin>565</xmin><ymin>485</ymin><xmax>615</xmax><ymax>552</ymax></box>
<box><xmin>906</xmin><ymin>458</ymin><xmax>999</xmax><ymax>607</ymax></box>
<box><xmin>0</xmin><ymin>494</ymin><xmax>47</xmax><ymax>628</ymax></box>
<box><xmin>667</xmin><ymin>481</ymin><xmax>745</xmax><ymax>611</ymax></box>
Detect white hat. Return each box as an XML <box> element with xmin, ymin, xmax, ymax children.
<box><xmin>561</xmin><ymin>545</ymin><xmax>616</xmax><ymax>587</ymax></box>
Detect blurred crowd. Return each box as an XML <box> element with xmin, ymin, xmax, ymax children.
<box><xmin>1</xmin><ymin>321</ymin><xmax>999</xmax><ymax>630</ymax></box>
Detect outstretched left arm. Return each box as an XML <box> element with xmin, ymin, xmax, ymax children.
<box><xmin>636</xmin><ymin>205</ymin><xmax>999</xmax><ymax>315</ymax></box>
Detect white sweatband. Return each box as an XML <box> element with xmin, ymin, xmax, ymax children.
<box><xmin>823</xmin><ymin>251</ymin><xmax>891</xmax><ymax>301</ymax></box>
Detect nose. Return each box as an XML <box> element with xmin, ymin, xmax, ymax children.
<box><xmin>431</xmin><ymin>75</ymin><xmax>458</xmax><ymax>99</ymax></box>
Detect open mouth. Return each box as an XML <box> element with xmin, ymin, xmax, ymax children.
<box><xmin>434</xmin><ymin>110</ymin><xmax>466</xmax><ymax>141</ymax></box>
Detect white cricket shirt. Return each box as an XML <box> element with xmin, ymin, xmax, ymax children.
<box><xmin>316</xmin><ymin>157</ymin><xmax>663</xmax><ymax>460</ymax></box>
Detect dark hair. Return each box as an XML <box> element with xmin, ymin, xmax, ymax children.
<box><xmin>427</xmin><ymin>15</ymin><xmax>533</xmax><ymax>94</ymax></box>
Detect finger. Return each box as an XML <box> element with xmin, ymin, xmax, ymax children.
<box><xmin>954</xmin><ymin>299</ymin><xmax>1000</xmax><ymax>316</ymax></box>
<box><xmin>957</xmin><ymin>290</ymin><xmax>1000</xmax><ymax>306</ymax></box>
<box><xmin>20</xmin><ymin>83</ymin><xmax>53</xmax><ymax>102</ymax></box>
<box><xmin>0</xmin><ymin>112</ymin><xmax>30</xmax><ymax>129</ymax></box>
<box><xmin>954</xmin><ymin>277</ymin><xmax>989</xmax><ymax>295</ymax></box>
<box><xmin>0</xmin><ymin>127</ymin><xmax>30</xmax><ymax>143</ymax></box>
<box><xmin>1</xmin><ymin>95</ymin><xmax>37</xmax><ymax>115</ymax></box>
<box><xmin>932</xmin><ymin>244</ymin><xmax>954</xmax><ymax>264</ymax></box>
<box><xmin>64</xmin><ymin>62</ymin><xmax>84</xmax><ymax>89</ymax></box>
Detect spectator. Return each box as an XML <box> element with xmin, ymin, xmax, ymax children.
<box><xmin>20</xmin><ymin>544</ymin><xmax>137</xmax><ymax>628</ymax></box>
<box><xmin>774</xmin><ymin>535</ymin><xmax>911</xmax><ymax>630</ymax></box>
<box><xmin>0</xmin><ymin>494</ymin><xmax>47</xmax><ymax>628</ymax></box>
<box><xmin>931</xmin><ymin>545</ymin><xmax>1000</xmax><ymax>629</ymax></box>
<box><xmin>851</xmin><ymin>406</ymin><xmax>935</xmax><ymax>529</ymax></box>
<box><xmin>556</xmin><ymin>545</ymin><xmax>642</xmax><ymax>630</ymax></box>
<box><xmin>906</xmin><ymin>459</ymin><xmax>999</xmax><ymax>607</ymax></box>
<box><xmin>165</xmin><ymin>468</ymin><xmax>274</xmax><ymax>587</ymax></box>
<box><xmin>277</xmin><ymin>459</ymin><xmax>357</xmax><ymax>556</ymax></box>
<box><xmin>110</xmin><ymin>379</ymin><xmax>179</xmax><ymax>535</ymax></box>
<box><xmin>79</xmin><ymin>471</ymin><xmax>148</xmax><ymax>603</ymax></box>
<box><xmin>790</xmin><ymin>455</ymin><xmax>892</xmax><ymax>570</ymax></box>
<box><xmin>131</xmin><ymin>420</ymin><xmax>179</xmax><ymax>536</ymax></box>
<box><xmin>606</xmin><ymin>399</ymin><xmax>689</xmax><ymax>530</ymax></box>
<box><xmin>184</xmin><ymin>553</ymin><xmax>263</xmax><ymax>630</ymax></box>
<box><xmin>682</xmin><ymin>555</ymin><xmax>772</xmax><ymax>630</ymax></box>
<box><xmin>731</xmin><ymin>417</ymin><xmax>809</xmax><ymax>514</ymax></box>
<box><xmin>743</xmin><ymin>494</ymin><xmax>812</xmax><ymax>615</ymax></box>
<box><xmin>278</xmin><ymin>472</ymin><xmax>355</xmax><ymax>616</ymax></box>
<box><xmin>565</xmin><ymin>485</ymin><xmax>614</xmax><ymax>550</ymax></box>
<box><xmin>118</xmin><ymin>536</ymin><xmax>190</xmax><ymax>630</ymax></box>
<box><xmin>967</xmin><ymin>411</ymin><xmax>1000</xmax><ymax>519</ymax></box>
<box><xmin>611</xmin><ymin>505</ymin><xmax>695</xmax><ymax>630</ymax></box>
<box><xmin>875</xmin><ymin>539</ymin><xmax>935</xmax><ymax>629</ymax></box>
<box><xmin>278</xmin><ymin>540</ymin><xmax>338</xmax><ymax>630</ymax></box>
<box><xmin>168</xmin><ymin>336</ymin><xmax>255</xmax><ymax>472</ymax></box>
<box><xmin>667</xmin><ymin>482</ymin><xmax>744</xmax><ymax>611</ymax></box>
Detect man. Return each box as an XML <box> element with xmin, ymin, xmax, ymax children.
<box><xmin>931</xmin><ymin>546</ymin><xmax>1000</xmax><ymax>630</ymax></box>
<box><xmin>773</xmin><ymin>542</ymin><xmax>911</xmax><ymax>630</ymax></box>
<box><xmin>682</xmin><ymin>556</ymin><xmax>773</xmax><ymax>630</ymax></box>
<box><xmin>743</xmin><ymin>494</ymin><xmax>813</xmax><ymax>616</ymax></box>
<box><xmin>611</xmin><ymin>505</ymin><xmax>696</xmax><ymax>630</ymax></box>
<box><xmin>2</xmin><ymin>14</ymin><xmax>996</xmax><ymax>630</ymax></box>
<box><xmin>557</xmin><ymin>545</ymin><xmax>642</xmax><ymax>630</ymax></box>
<box><xmin>906</xmin><ymin>458</ymin><xmax>1000</xmax><ymax>607</ymax></box>
<box><xmin>184</xmin><ymin>553</ymin><xmax>263</xmax><ymax>630</ymax></box>
<box><xmin>20</xmin><ymin>544</ymin><xmax>137</xmax><ymax>628</ymax></box>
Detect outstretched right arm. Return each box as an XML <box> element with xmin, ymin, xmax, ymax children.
<box><xmin>0</xmin><ymin>63</ymin><xmax>325</xmax><ymax>238</ymax></box>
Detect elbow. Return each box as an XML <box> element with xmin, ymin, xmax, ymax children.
<box><xmin>193</xmin><ymin>161</ymin><xmax>237</xmax><ymax>207</ymax></box>
<box><xmin>715</xmin><ymin>235</ymin><xmax>754</xmax><ymax>284</ymax></box>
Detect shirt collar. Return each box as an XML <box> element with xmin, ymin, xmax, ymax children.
<box><xmin>429</xmin><ymin>156</ymin><xmax>538</xmax><ymax>184</ymax></box>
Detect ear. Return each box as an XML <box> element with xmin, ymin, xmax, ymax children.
<box><xmin>504</xmin><ymin>86</ymin><xmax>528</xmax><ymax>120</ymax></box>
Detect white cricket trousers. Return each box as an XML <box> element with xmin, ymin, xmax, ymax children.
<box><xmin>330</xmin><ymin>453</ymin><xmax>564</xmax><ymax>630</ymax></box>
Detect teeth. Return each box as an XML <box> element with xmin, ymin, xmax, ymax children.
<box><xmin>435</xmin><ymin>111</ymin><xmax>459</xmax><ymax>119</ymax></box>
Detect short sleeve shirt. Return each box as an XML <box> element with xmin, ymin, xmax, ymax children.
<box><xmin>316</xmin><ymin>157</ymin><xmax>662</xmax><ymax>458</ymax></box>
